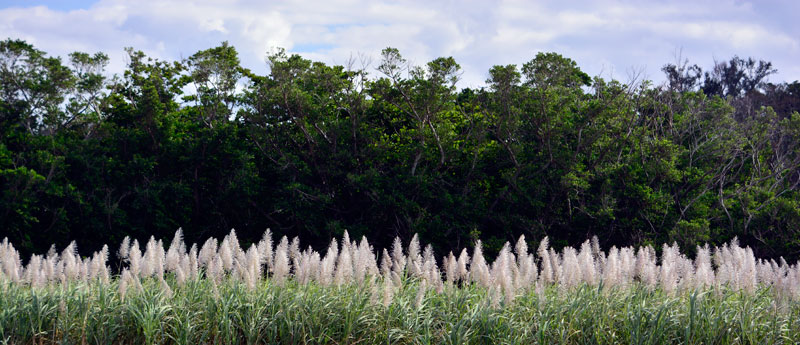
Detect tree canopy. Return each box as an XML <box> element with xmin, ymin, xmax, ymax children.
<box><xmin>2</xmin><ymin>39</ymin><xmax>800</xmax><ymax>260</ymax></box>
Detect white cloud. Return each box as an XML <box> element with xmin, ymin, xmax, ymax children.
<box><xmin>1</xmin><ymin>0</ymin><xmax>798</xmax><ymax>87</ymax></box>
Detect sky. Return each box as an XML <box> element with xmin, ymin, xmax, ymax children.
<box><xmin>1</xmin><ymin>0</ymin><xmax>799</xmax><ymax>88</ymax></box>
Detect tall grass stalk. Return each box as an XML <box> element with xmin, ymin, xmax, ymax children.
<box><xmin>3</xmin><ymin>231</ymin><xmax>800</xmax><ymax>343</ymax></box>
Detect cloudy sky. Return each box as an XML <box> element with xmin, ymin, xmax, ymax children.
<box><xmin>1</xmin><ymin>0</ymin><xmax>798</xmax><ymax>88</ymax></box>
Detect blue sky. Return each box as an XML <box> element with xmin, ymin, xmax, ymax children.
<box><xmin>1</xmin><ymin>0</ymin><xmax>798</xmax><ymax>88</ymax></box>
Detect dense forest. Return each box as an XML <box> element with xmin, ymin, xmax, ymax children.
<box><xmin>2</xmin><ymin>38</ymin><xmax>800</xmax><ymax>260</ymax></box>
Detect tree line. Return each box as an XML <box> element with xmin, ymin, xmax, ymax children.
<box><xmin>2</xmin><ymin>38</ymin><xmax>799</xmax><ymax>260</ymax></box>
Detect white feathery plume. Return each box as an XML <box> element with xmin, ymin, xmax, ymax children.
<box><xmin>309</xmin><ymin>250</ymin><xmax>323</xmax><ymax>284</ymax></box>
<box><xmin>141</xmin><ymin>237</ymin><xmax>157</xmax><ymax>277</ymax></box>
<box><xmin>166</xmin><ymin>229</ymin><xmax>185</xmax><ymax>272</ymax></box>
<box><xmin>319</xmin><ymin>239</ymin><xmax>338</xmax><ymax>285</ymax></box>
<box><xmin>207</xmin><ymin>255</ymin><xmax>224</xmax><ymax>282</ymax></box>
<box><xmin>756</xmin><ymin>259</ymin><xmax>774</xmax><ymax>286</ymax></box>
<box><xmin>118</xmin><ymin>236</ymin><xmax>131</xmax><ymax>261</ymax></box>
<box><xmin>561</xmin><ymin>247</ymin><xmax>580</xmax><ymax>288</ymax></box>
<box><xmin>352</xmin><ymin>237</ymin><xmax>375</xmax><ymax>282</ymax></box>
<box><xmin>34</xmin><ymin>255</ymin><xmax>48</xmax><ymax>287</ymax></box>
<box><xmin>258</xmin><ymin>229</ymin><xmax>274</xmax><ymax>274</ymax></box>
<box><xmin>592</xmin><ymin>236</ymin><xmax>606</xmax><ymax>269</ymax></box>
<box><xmin>507</xmin><ymin>246</ymin><xmax>518</xmax><ymax>281</ymax></box>
<box><xmin>514</xmin><ymin>235</ymin><xmax>535</xmax><ymax>287</ymax></box>
<box><xmin>390</xmin><ymin>237</ymin><xmax>406</xmax><ymax>277</ymax></box>
<box><xmin>250</xmin><ymin>243</ymin><xmax>264</xmax><ymax>280</ymax></box>
<box><xmin>537</xmin><ymin>237</ymin><xmax>553</xmax><ymax>284</ymax></box>
<box><xmin>591</xmin><ymin>236</ymin><xmax>601</xmax><ymax>257</ymax></box>
<box><xmin>444</xmin><ymin>252</ymin><xmax>457</xmax><ymax>284</ymax></box>
<box><xmin>233</xmin><ymin>247</ymin><xmax>246</xmax><ymax>280</ymax></box>
<box><xmin>490</xmin><ymin>242</ymin><xmax>510</xmax><ymax>279</ymax></box>
<box><xmin>422</xmin><ymin>245</ymin><xmax>436</xmax><ymax>270</ymax></box>
<box><xmin>0</xmin><ymin>239</ymin><xmax>20</xmax><ymax>283</ymax></box>
<box><xmin>361</xmin><ymin>237</ymin><xmax>380</xmax><ymax>277</ymax></box>
<box><xmin>740</xmin><ymin>246</ymin><xmax>758</xmax><ymax>293</ymax></box>
<box><xmin>391</xmin><ymin>270</ymin><xmax>402</xmax><ymax>287</ymax></box>
<box><xmin>672</xmin><ymin>253</ymin><xmax>692</xmax><ymax>292</ymax></box>
<box><xmin>713</xmin><ymin>242</ymin><xmax>728</xmax><ymax>271</ymax></box>
<box><xmin>233</xmin><ymin>250</ymin><xmax>247</xmax><ymax>281</ymax></box>
<box><xmin>469</xmin><ymin>240</ymin><xmax>490</xmax><ymax>287</ymax></box>
<box><xmin>41</xmin><ymin>256</ymin><xmax>54</xmax><ymax>285</ymax></box>
<box><xmin>198</xmin><ymin>237</ymin><xmax>218</xmax><ymax>268</ymax></box>
<box><xmin>778</xmin><ymin>258</ymin><xmax>789</xmax><ymax>283</ymax></box>
<box><xmin>618</xmin><ymin>247</ymin><xmax>635</xmax><ymax>286</ymax></box>
<box><xmin>728</xmin><ymin>243</ymin><xmax>743</xmax><ymax>290</ymax></box>
<box><xmin>424</xmin><ymin>258</ymin><xmax>443</xmax><ymax>293</ymax></box>
<box><xmin>128</xmin><ymin>240</ymin><xmax>142</xmax><ymax>277</ymax></box>
<box><xmin>659</xmin><ymin>243</ymin><xmax>679</xmax><ymax>294</ymax></box>
<box><xmin>341</xmin><ymin>231</ymin><xmax>352</xmax><ymax>263</ymax></box>
<box><xmin>366</xmin><ymin>240</ymin><xmax>381</xmax><ymax>279</ymax></box>
<box><xmin>515</xmin><ymin>235</ymin><xmax>528</xmax><ymax>261</ymax></box>
<box><xmin>549</xmin><ymin>248</ymin><xmax>563</xmax><ymax>283</ymax></box>
<box><xmin>188</xmin><ymin>244</ymin><xmax>199</xmax><ymax>279</ymax></box>
<box><xmin>273</xmin><ymin>236</ymin><xmax>290</xmax><ymax>285</ymax></box>
<box><xmin>492</xmin><ymin>243</ymin><xmax>515</xmax><ymax>303</ymax></box>
<box><xmin>517</xmin><ymin>254</ymin><xmax>537</xmax><ymax>289</ymax></box>
<box><xmin>422</xmin><ymin>244</ymin><xmax>438</xmax><ymax>284</ymax></box>
<box><xmin>42</xmin><ymin>245</ymin><xmax>57</xmax><ymax>283</ymax></box>
<box><xmin>635</xmin><ymin>246</ymin><xmax>657</xmax><ymax>287</ymax></box>
<box><xmin>714</xmin><ymin>242</ymin><xmax>734</xmax><ymax>288</ymax></box>
<box><xmin>61</xmin><ymin>241</ymin><xmax>78</xmax><ymax>283</ymax></box>
<box><xmin>10</xmin><ymin>240</ymin><xmax>24</xmax><ymax>283</ymax></box>
<box><xmin>578</xmin><ymin>240</ymin><xmax>597</xmax><ymax>285</ymax></box>
<box><xmin>227</xmin><ymin>229</ymin><xmax>242</xmax><ymax>258</ymax></box>
<box><xmin>244</xmin><ymin>245</ymin><xmax>261</xmax><ymax>289</ymax></box>
<box><xmin>219</xmin><ymin>235</ymin><xmax>234</xmax><ymax>271</ymax></box>
<box><xmin>289</xmin><ymin>236</ymin><xmax>301</xmax><ymax>271</ymax></box>
<box><xmin>773</xmin><ymin>258</ymin><xmax>785</xmax><ymax>286</ymax></box>
<box><xmin>407</xmin><ymin>234</ymin><xmax>422</xmax><ymax>277</ymax></box>
<box><xmin>456</xmin><ymin>248</ymin><xmax>469</xmax><ymax>283</ymax></box>
<box><xmin>694</xmin><ymin>244</ymin><xmax>714</xmax><ymax>288</ymax></box>
<box><xmin>0</xmin><ymin>239</ymin><xmax>8</xmax><ymax>282</ymax></box>
<box><xmin>36</xmin><ymin>256</ymin><xmax>48</xmax><ymax>287</ymax></box>
<box><xmin>10</xmin><ymin>227</ymin><xmax>800</xmax><ymax>299</ymax></box>
<box><xmin>380</xmin><ymin>249</ymin><xmax>392</xmax><ymax>276</ymax></box>
<box><xmin>770</xmin><ymin>259</ymin><xmax>783</xmax><ymax>287</ymax></box>
<box><xmin>602</xmin><ymin>246</ymin><xmax>620</xmax><ymax>287</ymax></box>
<box><xmin>353</xmin><ymin>243</ymin><xmax>367</xmax><ymax>284</ymax></box>
<box><xmin>24</xmin><ymin>255</ymin><xmax>43</xmax><ymax>288</ymax></box>
<box><xmin>334</xmin><ymin>237</ymin><xmax>353</xmax><ymax>285</ymax></box>
<box><xmin>789</xmin><ymin>265</ymin><xmax>800</xmax><ymax>297</ymax></box>
<box><xmin>79</xmin><ymin>257</ymin><xmax>90</xmax><ymax>282</ymax></box>
<box><xmin>46</xmin><ymin>244</ymin><xmax>56</xmax><ymax>259</ymax></box>
<box><xmin>90</xmin><ymin>245</ymin><xmax>110</xmax><ymax>284</ymax></box>
<box><xmin>774</xmin><ymin>259</ymin><xmax>791</xmax><ymax>297</ymax></box>
<box><xmin>154</xmin><ymin>239</ymin><xmax>166</xmax><ymax>280</ymax></box>
<box><xmin>299</xmin><ymin>250</ymin><xmax>321</xmax><ymax>284</ymax></box>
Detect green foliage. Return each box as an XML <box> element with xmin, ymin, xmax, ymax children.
<box><xmin>2</xmin><ymin>38</ymin><xmax>800</xmax><ymax>260</ymax></box>
<box><xmin>2</xmin><ymin>279</ymin><xmax>800</xmax><ymax>345</ymax></box>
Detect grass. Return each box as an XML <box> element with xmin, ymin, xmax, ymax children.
<box><xmin>4</xmin><ymin>231</ymin><xmax>800</xmax><ymax>343</ymax></box>
<box><xmin>2</xmin><ymin>277</ymin><xmax>800</xmax><ymax>345</ymax></box>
